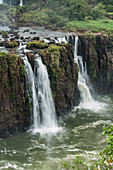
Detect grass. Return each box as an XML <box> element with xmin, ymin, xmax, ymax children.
<box><xmin>67</xmin><ymin>19</ymin><xmax>113</xmax><ymax>31</ymax></box>
<box><xmin>107</xmin><ymin>12</ymin><xmax>113</xmax><ymax>15</ymax></box>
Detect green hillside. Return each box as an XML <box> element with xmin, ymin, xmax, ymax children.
<box><xmin>0</xmin><ymin>0</ymin><xmax>113</xmax><ymax>32</ymax></box>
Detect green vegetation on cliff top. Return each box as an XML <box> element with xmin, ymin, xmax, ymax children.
<box><xmin>26</xmin><ymin>41</ymin><xmax>49</xmax><ymax>49</ymax></box>
<box><xmin>0</xmin><ymin>0</ymin><xmax>113</xmax><ymax>32</ymax></box>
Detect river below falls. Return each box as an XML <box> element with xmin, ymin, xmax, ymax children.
<box><xmin>0</xmin><ymin>25</ymin><xmax>113</xmax><ymax>169</ymax></box>
<box><xmin>0</xmin><ymin>95</ymin><xmax>113</xmax><ymax>170</ymax></box>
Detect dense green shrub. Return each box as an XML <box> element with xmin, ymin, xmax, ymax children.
<box><xmin>106</xmin><ymin>5</ymin><xmax>113</xmax><ymax>12</ymax></box>
<box><xmin>0</xmin><ymin>0</ymin><xmax>113</xmax><ymax>30</ymax></box>
<box><xmin>0</xmin><ymin>3</ymin><xmax>9</xmax><ymax>10</ymax></box>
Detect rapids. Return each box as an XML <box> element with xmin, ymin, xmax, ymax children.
<box><xmin>0</xmin><ymin>95</ymin><xmax>112</xmax><ymax>169</ymax></box>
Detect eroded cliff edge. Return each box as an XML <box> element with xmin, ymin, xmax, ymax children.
<box><xmin>0</xmin><ymin>42</ymin><xmax>79</xmax><ymax>137</ymax></box>
<box><xmin>39</xmin><ymin>43</ymin><xmax>79</xmax><ymax>116</ymax></box>
<box><xmin>1</xmin><ymin>32</ymin><xmax>112</xmax><ymax>137</ymax></box>
<box><xmin>78</xmin><ymin>33</ymin><xmax>113</xmax><ymax>94</ymax></box>
<box><xmin>0</xmin><ymin>52</ymin><xmax>30</xmax><ymax>137</ymax></box>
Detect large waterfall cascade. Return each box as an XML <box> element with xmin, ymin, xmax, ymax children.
<box><xmin>23</xmin><ymin>55</ymin><xmax>58</xmax><ymax>133</ymax></box>
<box><xmin>73</xmin><ymin>36</ymin><xmax>104</xmax><ymax>111</ymax></box>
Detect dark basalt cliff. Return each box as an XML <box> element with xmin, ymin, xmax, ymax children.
<box><xmin>0</xmin><ymin>52</ymin><xmax>30</xmax><ymax>137</ymax></box>
<box><xmin>0</xmin><ymin>42</ymin><xmax>79</xmax><ymax>137</ymax></box>
<box><xmin>40</xmin><ymin>43</ymin><xmax>79</xmax><ymax>115</ymax></box>
<box><xmin>1</xmin><ymin>32</ymin><xmax>112</xmax><ymax>137</ymax></box>
<box><xmin>78</xmin><ymin>33</ymin><xmax>113</xmax><ymax>94</ymax></box>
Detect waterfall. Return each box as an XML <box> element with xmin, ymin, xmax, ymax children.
<box><xmin>19</xmin><ymin>0</ymin><xmax>23</xmax><ymax>6</ymax></box>
<box><xmin>23</xmin><ymin>56</ymin><xmax>40</xmax><ymax>130</ymax></box>
<box><xmin>0</xmin><ymin>0</ymin><xmax>3</xmax><ymax>4</ymax></box>
<box><xmin>22</xmin><ymin>56</ymin><xmax>58</xmax><ymax>134</ymax></box>
<box><xmin>10</xmin><ymin>0</ymin><xmax>11</xmax><ymax>6</ymax></box>
<box><xmin>34</xmin><ymin>59</ymin><xmax>57</xmax><ymax>129</ymax></box>
<box><xmin>74</xmin><ymin>36</ymin><xmax>104</xmax><ymax>112</ymax></box>
<box><xmin>57</xmin><ymin>37</ymin><xmax>67</xmax><ymax>43</ymax></box>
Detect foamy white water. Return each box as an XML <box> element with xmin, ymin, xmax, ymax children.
<box><xmin>19</xmin><ymin>0</ymin><xmax>23</xmax><ymax>6</ymax></box>
<box><xmin>57</xmin><ymin>37</ymin><xmax>67</xmax><ymax>43</ymax></box>
<box><xmin>33</xmin><ymin>58</ymin><xmax>59</xmax><ymax>133</ymax></box>
<box><xmin>22</xmin><ymin>56</ymin><xmax>60</xmax><ymax>134</ymax></box>
<box><xmin>73</xmin><ymin>36</ymin><xmax>106</xmax><ymax>112</ymax></box>
<box><xmin>23</xmin><ymin>56</ymin><xmax>40</xmax><ymax>129</ymax></box>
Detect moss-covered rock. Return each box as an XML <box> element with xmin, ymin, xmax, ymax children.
<box><xmin>40</xmin><ymin>43</ymin><xmax>79</xmax><ymax>115</ymax></box>
<box><xmin>0</xmin><ymin>52</ymin><xmax>30</xmax><ymax>137</ymax></box>
<box><xmin>78</xmin><ymin>33</ymin><xmax>113</xmax><ymax>94</ymax></box>
<box><xmin>26</xmin><ymin>40</ymin><xmax>49</xmax><ymax>49</ymax></box>
<box><xmin>40</xmin><ymin>44</ymin><xmax>65</xmax><ymax>67</ymax></box>
<box><xmin>5</xmin><ymin>40</ymin><xmax>19</xmax><ymax>48</ymax></box>
<box><xmin>2</xmin><ymin>31</ymin><xmax>9</xmax><ymax>38</ymax></box>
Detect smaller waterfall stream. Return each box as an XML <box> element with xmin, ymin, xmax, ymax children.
<box><xmin>19</xmin><ymin>0</ymin><xmax>23</xmax><ymax>6</ymax></box>
<box><xmin>74</xmin><ymin>36</ymin><xmax>105</xmax><ymax>112</ymax></box>
<box><xmin>23</xmin><ymin>56</ymin><xmax>40</xmax><ymax>129</ymax></box>
<box><xmin>23</xmin><ymin>56</ymin><xmax>59</xmax><ymax>134</ymax></box>
<box><xmin>0</xmin><ymin>0</ymin><xmax>3</xmax><ymax>4</ymax></box>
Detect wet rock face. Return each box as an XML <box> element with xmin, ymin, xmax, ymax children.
<box><xmin>0</xmin><ymin>52</ymin><xmax>30</xmax><ymax>137</ymax></box>
<box><xmin>78</xmin><ymin>34</ymin><xmax>113</xmax><ymax>94</ymax></box>
<box><xmin>3</xmin><ymin>0</ymin><xmax>20</xmax><ymax>6</ymax></box>
<box><xmin>0</xmin><ymin>40</ymin><xmax>79</xmax><ymax>136</ymax></box>
<box><xmin>40</xmin><ymin>43</ymin><xmax>79</xmax><ymax>115</ymax></box>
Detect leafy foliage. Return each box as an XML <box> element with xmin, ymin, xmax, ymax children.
<box><xmin>100</xmin><ymin>125</ymin><xmax>113</xmax><ymax>165</ymax></box>
<box><xmin>0</xmin><ymin>0</ymin><xmax>113</xmax><ymax>30</ymax></box>
<box><xmin>63</xmin><ymin>125</ymin><xmax>113</xmax><ymax>169</ymax></box>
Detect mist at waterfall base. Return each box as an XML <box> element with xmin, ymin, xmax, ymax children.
<box><xmin>0</xmin><ymin>28</ymin><xmax>113</xmax><ymax>169</ymax></box>
<box><xmin>0</xmin><ymin>95</ymin><xmax>113</xmax><ymax>169</ymax></box>
<box><xmin>73</xmin><ymin>36</ymin><xmax>106</xmax><ymax>113</ymax></box>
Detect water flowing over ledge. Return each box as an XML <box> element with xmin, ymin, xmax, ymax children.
<box><xmin>23</xmin><ymin>33</ymin><xmax>107</xmax><ymax>134</ymax></box>
<box><xmin>23</xmin><ymin>55</ymin><xmax>61</xmax><ymax>134</ymax></box>
<box><xmin>72</xmin><ymin>36</ymin><xmax>107</xmax><ymax>112</ymax></box>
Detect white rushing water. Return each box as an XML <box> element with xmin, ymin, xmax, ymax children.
<box><xmin>73</xmin><ymin>36</ymin><xmax>105</xmax><ymax>112</ymax></box>
<box><xmin>34</xmin><ymin>58</ymin><xmax>58</xmax><ymax>133</ymax></box>
<box><xmin>23</xmin><ymin>56</ymin><xmax>39</xmax><ymax>129</ymax></box>
<box><xmin>48</xmin><ymin>35</ymin><xmax>104</xmax><ymax>112</ymax></box>
<box><xmin>19</xmin><ymin>0</ymin><xmax>23</xmax><ymax>6</ymax></box>
<box><xmin>57</xmin><ymin>37</ymin><xmax>67</xmax><ymax>43</ymax></box>
<box><xmin>0</xmin><ymin>0</ymin><xmax>3</xmax><ymax>4</ymax></box>
<box><xmin>23</xmin><ymin>56</ymin><xmax>59</xmax><ymax>134</ymax></box>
